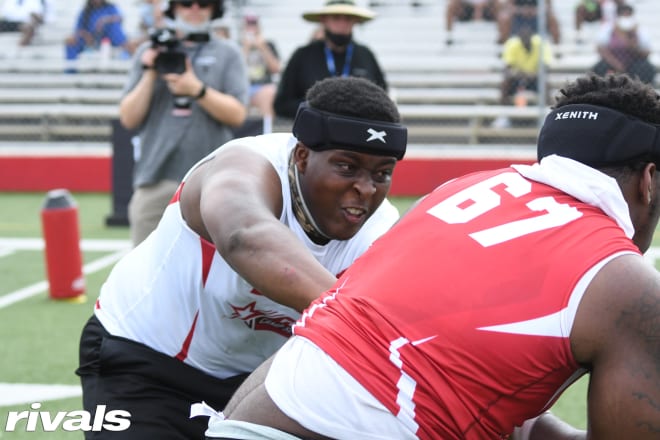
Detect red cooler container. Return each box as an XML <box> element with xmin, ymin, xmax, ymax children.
<box><xmin>40</xmin><ymin>189</ymin><xmax>85</xmax><ymax>299</ymax></box>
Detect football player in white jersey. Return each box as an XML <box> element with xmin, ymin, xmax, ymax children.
<box><xmin>75</xmin><ymin>76</ymin><xmax>408</xmax><ymax>439</ymax></box>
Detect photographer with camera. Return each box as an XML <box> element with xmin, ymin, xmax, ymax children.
<box><xmin>118</xmin><ymin>0</ymin><xmax>249</xmax><ymax>247</ymax></box>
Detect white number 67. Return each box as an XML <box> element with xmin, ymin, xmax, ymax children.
<box><xmin>427</xmin><ymin>172</ymin><xmax>582</xmax><ymax>247</ymax></box>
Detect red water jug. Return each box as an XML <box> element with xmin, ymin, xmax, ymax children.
<box><xmin>40</xmin><ymin>189</ymin><xmax>85</xmax><ymax>299</ymax></box>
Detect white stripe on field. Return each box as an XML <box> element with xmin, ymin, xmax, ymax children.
<box><xmin>0</xmin><ymin>247</ymin><xmax>16</xmax><ymax>258</ymax></box>
<box><xmin>0</xmin><ymin>383</ymin><xmax>82</xmax><ymax>407</ymax></box>
<box><xmin>0</xmin><ymin>238</ymin><xmax>130</xmax><ymax>252</ymax></box>
<box><xmin>0</xmin><ymin>249</ymin><xmax>128</xmax><ymax>309</ymax></box>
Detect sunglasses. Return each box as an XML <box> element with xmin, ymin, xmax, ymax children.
<box><xmin>177</xmin><ymin>0</ymin><xmax>213</xmax><ymax>8</ymax></box>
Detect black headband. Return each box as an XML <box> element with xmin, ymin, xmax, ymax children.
<box><xmin>538</xmin><ymin>104</ymin><xmax>660</xmax><ymax>167</ymax></box>
<box><xmin>292</xmin><ymin>102</ymin><xmax>407</xmax><ymax>160</ymax></box>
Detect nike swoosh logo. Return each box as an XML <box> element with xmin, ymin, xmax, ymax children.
<box><xmin>477</xmin><ymin>310</ymin><xmax>564</xmax><ymax>337</ymax></box>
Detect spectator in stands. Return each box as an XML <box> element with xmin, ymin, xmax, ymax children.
<box><xmin>273</xmin><ymin>0</ymin><xmax>387</xmax><ymax>119</ymax></box>
<box><xmin>64</xmin><ymin>0</ymin><xmax>132</xmax><ymax>63</ymax></box>
<box><xmin>118</xmin><ymin>0</ymin><xmax>249</xmax><ymax>247</ymax></box>
<box><xmin>574</xmin><ymin>0</ymin><xmax>623</xmax><ymax>43</ymax></box>
<box><xmin>574</xmin><ymin>0</ymin><xmax>601</xmax><ymax>44</ymax></box>
<box><xmin>497</xmin><ymin>0</ymin><xmax>561</xmax><ymax>45</ymax></box>
<box><xmin>592</xmin><ymin>3</ymin><xmax>656</xmax><ymax>85</ymax></box>
<box><xmin>0</xmin><ymin>0</ymin><xmax>47</xmax><ymax>46</ymax></box>
<box><xmin>493</xmin><ymin>23</ymin><xmax>553</xmax><ymax>128</ymax></box>
<box><xmin>445</xmin><ymin>0</ymin><xmax>498</xmax><ymax>46</ymax></box>
<box><xmin>240</xmin><ymin>13</ymin><xmax>280</xmax><ymax>119</ymax></box>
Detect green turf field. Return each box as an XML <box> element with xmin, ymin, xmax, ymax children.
<box><xmin>0</xmin><ymin>191</ymin><xmax>611</xmax><ymax>438</ymax></box>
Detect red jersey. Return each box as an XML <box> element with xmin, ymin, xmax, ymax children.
<box><xmin>294</xmin><ymin>167</ymin><xmax>640</xmax><ymax>439</ymax></box>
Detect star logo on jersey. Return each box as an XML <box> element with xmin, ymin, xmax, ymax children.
<box><xmin>229</xmin><ymin>301</ymin><xmax>264</xmax><ymax>321</ymax></box>
<box><xmin>229</xmin><ymin>301</ymin><xmax>297</xmax><ymax>337</ymax></box>
<box><xmin>366</xmin><ymin>128</ymin><xmax>387</xmax><ymax>143</ymax></box>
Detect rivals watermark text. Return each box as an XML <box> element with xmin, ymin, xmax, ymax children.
<box><xmin>4</xmin><ymin>403</ymin><xmax>131</xmax><ymax>432</ymax></box>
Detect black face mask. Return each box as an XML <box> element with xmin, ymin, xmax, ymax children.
<box><xmin>325</xmin><ymin>30</ymin><xmax>352</xmax><ymax>47</ymax></box>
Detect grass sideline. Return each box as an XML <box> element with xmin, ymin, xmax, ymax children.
<box><xmin>0</xmin><ymin>191</ymin><xmax>594</xmax><ymax>438</ymax></box>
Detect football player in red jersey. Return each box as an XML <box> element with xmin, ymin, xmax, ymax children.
<box><xmin>204</xmin><ymin>72</ymin><xmax>660</xmax><ymax>440</ymax></box>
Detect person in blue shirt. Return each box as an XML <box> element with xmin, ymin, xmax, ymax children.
<box><xmin>64</xmin><ymin>0</ymin><xmax>130</xmax><ymax>61</ymax></box>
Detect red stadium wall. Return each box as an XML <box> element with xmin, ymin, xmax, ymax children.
<box><xmin>0</xmin><ymin>148</ymin><xmax>536</xmax><ymax>195</ymax></box>
<box><xmin>391</xmin><ymin>155</ymin><xmax>535</xmax><ymax>195</ymax></box>
<box><xmin>0</xmin><ymin>155</ymin><xmax>111</xmax><ymax>192</ymax></box>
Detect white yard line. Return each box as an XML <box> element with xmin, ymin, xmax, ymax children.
<box><xmin>0</xmin><ymin>280</ymin><xmax>49</xmax><ymax>310</ymax></box>
<box><xmin>0</xmin><ymin>383</ymin><xmax>82</xmax><ymax>407</ymax></box>
<box><xmin>0</xmin><ymin>238</ymin><xmax>130</xmax><ymax>252</ymax></box>
<box><xmin>0</xmin><ymin>238</ymin><xmax>130</xmax><ymax>309</ymax></box>
<box><xmin>0</xmin><ymin>248</ymin><xmax>15</xmax><ymax>258</ymax></box>
<box><xmin>0</xmin><ymin>238</ymin><xmax>130</xmax><ymax>409</ymax></box>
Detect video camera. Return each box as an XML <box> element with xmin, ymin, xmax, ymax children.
<box><xmin>149</xmin><ymin>28</ymin><xmax>186</xmax><ymax>74</ymax></box>
<box><xmin>149</xmin><ymin>28</ymin><xmax>212</xmax><ymax>75</ymax></box>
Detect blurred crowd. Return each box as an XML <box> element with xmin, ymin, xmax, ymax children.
<box><xmin>0</xmin><ymin>0</ymin><xmax>656</xmax><ymax>121</ymax></box>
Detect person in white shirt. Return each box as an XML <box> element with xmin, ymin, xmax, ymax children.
<box><xmin>0</xmin><ymin>0</ymin><xmax>47</xmax><ymax>45</ymax></box>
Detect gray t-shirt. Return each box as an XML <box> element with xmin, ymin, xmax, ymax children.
<box><xmin>123</xmin><ymin>36</ymin><xmax>249</xmax><ymax>188</ymax></box>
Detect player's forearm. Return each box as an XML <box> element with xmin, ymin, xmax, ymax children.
<box><xmin>223</xmin><ymin>221</ymin><xmax>337</xmax><ymax>312</ymax></box>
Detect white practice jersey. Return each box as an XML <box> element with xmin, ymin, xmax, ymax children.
<box><xmin>94</xmin><ymin>133</ymin><xmax>399</xmax><ymax>379</ymax></box>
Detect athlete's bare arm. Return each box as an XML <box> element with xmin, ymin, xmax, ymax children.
<box><xmin>566</xmin><ymin>253</ymin><xmax>660</xmax><ymax>440</ymax></box>
<box><xmin>516</xmin><ymin>254</ymin><xmax>660</xmax><ymax>440</ymax></box>
<box><xmin>179</xmin><ymin>144</ymin><xmax>337</xmax><ymax>312</ymax></box>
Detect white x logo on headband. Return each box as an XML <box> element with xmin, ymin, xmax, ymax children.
<box><xmin>366</xmin><ymin>128</ymin><xmax>387</xmax><ymax>143</ymax></box>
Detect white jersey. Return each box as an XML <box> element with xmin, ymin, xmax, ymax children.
<box><xmin>95</xmin><ymin>133</ymin><xmax>399</xmax><ymax>379</ymax></box>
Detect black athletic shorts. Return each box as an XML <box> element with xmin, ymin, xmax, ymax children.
<box><xmin>76</xmin><ymin>315</ymin><xmax>249</xmax><ymax>439</ymax></box>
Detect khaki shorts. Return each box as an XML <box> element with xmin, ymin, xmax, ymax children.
<box><xmin>128</xmin><ymin>179</ymin><xmax>180</xmax><ymax>247</ymax></box>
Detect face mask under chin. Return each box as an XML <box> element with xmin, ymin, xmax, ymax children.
<box><xmin>174</xmin><ymin>17</ymin><xmax>211</xmax><ymax>36</ymax></box>
<box><xmin>325</xmin><ymin>30</ymin><xmax>352</xmax><ymax>47</ymax></box>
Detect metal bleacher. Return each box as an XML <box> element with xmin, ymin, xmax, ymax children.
<box><xmin>0</xmin><ymin>0</ymin><xmax>658</xmax><ymax>147</ymax></box>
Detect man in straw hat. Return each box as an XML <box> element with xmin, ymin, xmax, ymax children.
<box><xmin>274</xmin><ymin>0</ymin><xmax>387</xmax><ymax>119</ymax></box>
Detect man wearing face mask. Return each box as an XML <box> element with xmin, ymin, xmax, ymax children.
<box><xmin>118</xmin><ymin>0</ymin><xmax>249</xmax><ymax>247</ymax></box>
<box><xmin>273</xmin><ymin>0</ymin><xmax>387</xmax><ymax>119</ymax></box>
<box><xmin>592</xmin><ymin>3</ymin><xmax>655</xmax><ymax>84</ymax></box>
